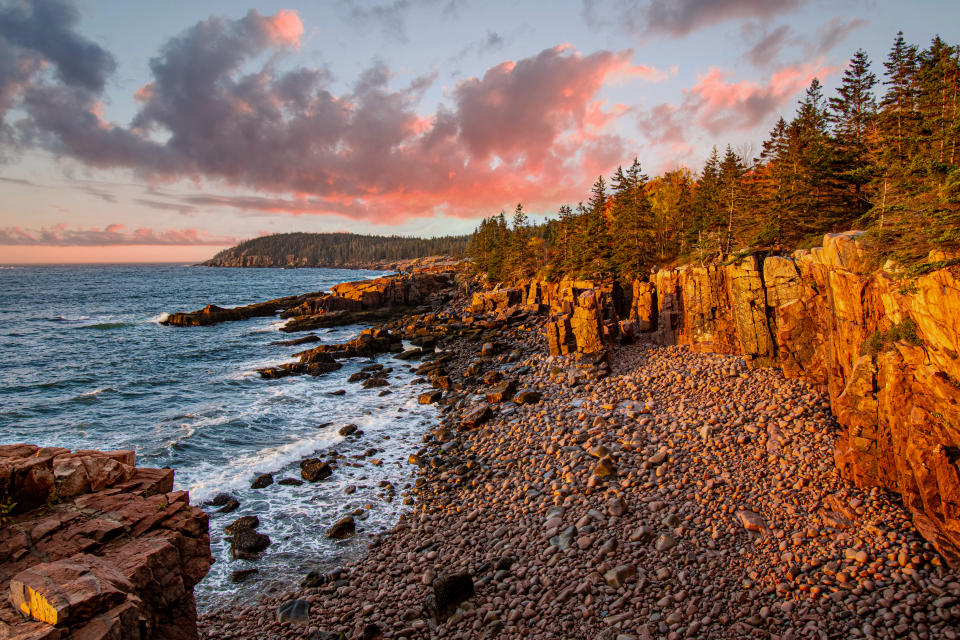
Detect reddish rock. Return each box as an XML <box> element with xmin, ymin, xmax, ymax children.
<box><xmin>0</xmin><ymin>446</ymin><xmax>211</xmax><ymax>640</ymax></box>
<box><xmin>571</xmin><ymin>290</ymin><xmax>605</xmax><ymax>354</ymax></box>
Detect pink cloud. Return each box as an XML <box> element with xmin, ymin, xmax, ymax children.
<box><xmin>265</xmin><ymin>9</ymin><xmax>303</xmax><ymax>48</ymax></box>
<box><xmin>690</xmin><ymin>61</ymin><xmax>838</xmax><ymax>133</ymax></box>
<box><xmin>636</xmin><ymin>60</ymin><xmax>840</xmax><ymax>154</ymax></box>
<box><xmin>2</xmin><ymin>8</ymin><xmax>671</xmax><ymax>224</ymax></box>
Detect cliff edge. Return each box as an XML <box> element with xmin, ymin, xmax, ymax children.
<box><xmin>483</xmin><ymin>231</ymin><xmax>960</xmax><ymax>565</ymax></box>
<box><xmin>0</xmin><ymin>445</ymin><xmax>212</xmax><ymax>640</ymax></box>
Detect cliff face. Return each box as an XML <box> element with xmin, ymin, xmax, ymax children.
<box><xmin>529</xmin><ymin>232</ymin><xmax>960</xmax><ymax>565</ymax></box>
<box><xmin>0</xmin><ymin>445</ymin><xmax>212</xmax><ymax>640</ymax></box>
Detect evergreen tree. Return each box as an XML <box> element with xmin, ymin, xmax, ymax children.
<box><xmin>610</xmin><ymin>158</ymin><xmax>653</xmax><ymax>277</ymax></box>
<box><xmin>585</xmin><ymin>176</ymin><xmax>614</xmax><ymax>275</ymax></box>
<box><xmin>880</xmin><ymin>31</ymin><xmax>919</xmax><ymax>162</ymax></box>
<box><xmin>829</xmin><ymin>50</ymin><xmax>879</xmax><ymax>217</ymax></box>
<box><xmin>718</xmin><ymin>146</ymin><xmax>746</xmax><ymax>255</ymax></box>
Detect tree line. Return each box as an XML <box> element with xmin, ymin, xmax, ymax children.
<box><xmin>469</xmin><ymin>33</ymin><xmax>960</xmax><ymax>284</ymax></box>
<box><xmin>206</xmin><ymin>232</ymin><xmax>468</xmax><ymax>267</ymax></box>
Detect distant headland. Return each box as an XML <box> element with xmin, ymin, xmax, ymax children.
<box><xmin>202</xmin><ymin>232</ymin><xmax>468</xmax><ymax>270</ymax></box>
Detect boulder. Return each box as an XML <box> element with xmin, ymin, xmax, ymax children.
<box><xmin>484</xmin><ymin>381</ymin><xmax>516</xmax><ymax>404</ymax></box>
<box><xmin>512</xmin><ymin>389</ymin><xmax>542</xmax><ymax>405</ymax></box>
<box><xmin>327</xmin><ymin>516</ymin><xmax>356</xmax><ymax>540</ymax></box>
<box><xmin>300</xmin><ymin>458</ymin><xmax>332</xmax><ymax>482</ymax></box>
<box><xmin>426</xmin><ymin>573</ymin><xmax>475</xmax><ymax>623</ymax></box>
<box><xmin>461</xmin><ymin>404</ymin><xmax>492</xmax><ymax>429</ymax></box>
<box><xmin>418</xmin><ymin>390</ymin><xmax>443</xmax><ymax>404</ymax></box>
<box><xmin>231</xmin><ymin>528</ymin><xmax>271</xmax><ymax>559</ymax></box>
<box><xmin>250</xmin><ymin>473</ymin><xmax>273</xmax><ymax>489</ymax></box>
<box><xmin>0</xmin><ymin>446</ymin><xmax>211</xmax><ymax>639</ymax></box>
<box><xmin>571</xmin><ymin>290</ymin><xmax>605</xmax><ymax>354</ymax></box>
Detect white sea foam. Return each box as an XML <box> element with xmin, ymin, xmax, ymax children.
<box><xmin>246</xmin><ymin>318</ymin><xmax>289</xmax><ymax>333</ymax></box>
<box><xmin>73</xmin><ymin>386</ymin><xmax>117</xmax><ymax>400</ymax></box>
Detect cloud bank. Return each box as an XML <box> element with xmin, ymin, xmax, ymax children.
<box><xmin>0</xmin><ymin>224</ymin><xmax>237</xmax><ymax>246</ymax></box>
<box><xmin>0</xmin><ymin>2</ymin><xmax>661</xmax><ymax>222</ymax></box>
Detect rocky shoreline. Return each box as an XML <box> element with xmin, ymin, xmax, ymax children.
<box><xmin>7</xmin><ymin>234</ymin><xmax>959</xmax><ymax>639</ymax></box>
<box><xmin>0</xmin><ymin>446</ymin><xmax>212</xmax><ymax>639</ymax></box>
<box><xmin>197</xmin><ymin>316</ymin><xmax>959</xmax><ymax>640</ymax></box>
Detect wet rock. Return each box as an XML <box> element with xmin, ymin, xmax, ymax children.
<box><xmin>419</xmin><ymin>390</ymin><xmax>442</xmax><ymax>404</ymax></box>
<box><xmin>209</xmin><ymin>493</ymin><xmax>233</xmax><ymax>507</ymax></box>
<box><xmin>362</xmin><ymin>377</ymin><xmax>389</xmax><ymax>388</ymax></box>
<box><xmin>230</xmin><ymin>568</ymin><xmax>258</xmax><ymax>583</ymax></box>
<box><xmin>250</xmin><ymin>473</ymin><xmax>273</xmax><ymax>489</ymax></box>
<box><xmin>302</xmin><ymin>570</ymin><xmax>328</xmax><ymax>588</ymax></box>
<box><xmin>327</xmin><ymin>516</ymin><xmax>356</xmax><ymax>539</ymax></box>
<box><xmin>301</xmin><ymin>458</ymin><xmax>332</xmax><ymax>482</ymax></box>
<box><xmin>225</xmin><ymin>515</ymin><xmax>259</xmax><ymax>535</ymax></box>
<box><xmin>278</xmin><ymin>477</ymin><xmax>303</xmax><ymax>486</ymax></box>
<box><xmin>218</xmin><ymin>498</ymin><xmax>240</xmax><ymax>514</ymax></box>
<box><xmin>338</xmin><ymin>424</ymin><xmax>358</xmax><ymax>436</ymax></box>
<box><xmin>231</xmin><ymin>527</ymin><xmax>271</xmax><ymax>559</ymax></box>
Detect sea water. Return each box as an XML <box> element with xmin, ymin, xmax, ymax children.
<box><xmin>0</xmin><ymin>264</ymin><xmax>438</xmax><ymax>608</ymax></box>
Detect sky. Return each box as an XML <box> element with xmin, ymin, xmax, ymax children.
<box><xmin>0</xmin><ymin>0</ymin><xmax>957</xmax><ymax>263</ymax></box>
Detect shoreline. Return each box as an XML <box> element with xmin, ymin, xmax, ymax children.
<box><xmin>196</xmin><ymin>289</ymin><xmax>960</xmax><ymax>639</ymax></box>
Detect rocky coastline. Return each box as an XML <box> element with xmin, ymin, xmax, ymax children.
<box><xmin>191</xmin><ymin>231</ymin><xmax>959</xmax><ymax>638</ymax></box>
<box><xmin>191</xmin><ymin>253</ymin><xmax>960</xmax><ymax>638</ymax></box>
<box><xmin>6</xmin><ymin>233</ymin><xmax>959</xmax><ymax>639</ymax></box>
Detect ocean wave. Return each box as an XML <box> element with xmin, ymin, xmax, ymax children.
<box><xmin>72</xmin><ymin>386</ymin><xmax>117</xmax><ymax>401</ymax></box>
<box><xmin>46</xmin><ymin>314</ymin><xmax>91</xmax><ymax>323</ymax></box>
<box><xmin>246</xmin><ymin>318</ymin><xmax>289</xmax><ymax>334</ymax></box>
<box><xmin>150</xmin><ymin>312</ymin><xmax>170</xmax><ymax>324</ymax></box>
<box><xmin>185</xmin><ymin>430</ymin><xmax>343</xmax><ymax>501</ymax></box>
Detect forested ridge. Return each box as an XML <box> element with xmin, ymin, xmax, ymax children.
<box><xmin>469</xmin><ymin>33</ymin><xmax>960</xmax><ymax>284</ymax></box>
<box><xmin>205</xmin><ymin>232</ymin><xmax>468</xmax><ymax>268</ymax></box>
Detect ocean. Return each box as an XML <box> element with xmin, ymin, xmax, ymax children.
<box><xmin>0</xmin><ymin>264</ymin><xmax>438</xmax><ymax>608</ymax></box>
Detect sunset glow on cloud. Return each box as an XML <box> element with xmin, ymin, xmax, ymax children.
<box><xmin>0</xmin><ymin>0</ymin><xmax>955</xmax><ymax>261</ymax></box>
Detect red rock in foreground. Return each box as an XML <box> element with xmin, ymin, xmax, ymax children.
<box><xmin>0</xmin><ymin>445</ymin><xmax>212</xmax><ymax>640</ymax></box>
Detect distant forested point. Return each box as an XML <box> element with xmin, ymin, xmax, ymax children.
<box><xmin>204</xmin><ymin>232</ymin><xmax>469</xmax><ymax>268</ymax></box>
<box><xmin>469</xmin><ymin>33</ymin><xmax>960</xmax><ymax>285</ymax></box>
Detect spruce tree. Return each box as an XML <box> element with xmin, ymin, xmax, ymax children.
<box><xmin>828</xmin><ymin>49</ymin><xmax>878</xmax><ymax>217</ymax></box>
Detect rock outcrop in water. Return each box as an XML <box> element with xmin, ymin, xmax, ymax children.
<box><xmin>0</xmin><ymin>445</ymin><xmax>212</xmax><ymax>640</ymax></box>
<box><xmin>160</xmin><ymin>297</ymin><xmax>305</xmax><ymax>327</ymax></box>
<box><xmin>162</xmin><ymin>270</ymin><xmax>457</xmax><ymax>330</ymax></box>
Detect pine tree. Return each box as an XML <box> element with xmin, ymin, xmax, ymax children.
<box><xmin>584</xmin><ymin>176</ymin><xmax>613</xmax><ymax>275</ymax></box>
<box><xmin>507</xmin><ymin>203</ymin><xmax>534</xmax><ymax>281</ymax></box>
<box><xmin>828</xmin><ymin>49</ymin><xmax>878</xmax><ymax>217</ymax></box>
<box><xmin>916</xmin><ymin>37</ymin><xmax>960</xmax><ymax>171</ymax></box>
<box><xmin>691</xmin><ymin>146</ymin><xmax>723</xmax><ymax>260</ymax></box>
<box><xmin>756</xmin><ymin>117</ymin><xmax>793</xmax><ymax>247</ymax></box>
<box><xmin>880</xmin><ymin>31</ymin><xmax>919</xmax><ymax>162</ymax></box>
<box><xmin>610</xmin><ymin>158</ymin><xmax>653</xmax><ymax>277</ymax></box>
<box><xmin>718</xmin><ymin>146</ymin><xmax>746</xmax><ymax>255</ymax></box>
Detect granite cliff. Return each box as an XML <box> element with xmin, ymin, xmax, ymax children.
<box><xmin>0</xmin><ymin>446</ymin><xmax>212</xmax><ymax>640</ymax></box>
<box><xmin>509</xmin><ymin>231</ymin><xmax>960</xmax><ymax>566</ymax></box>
